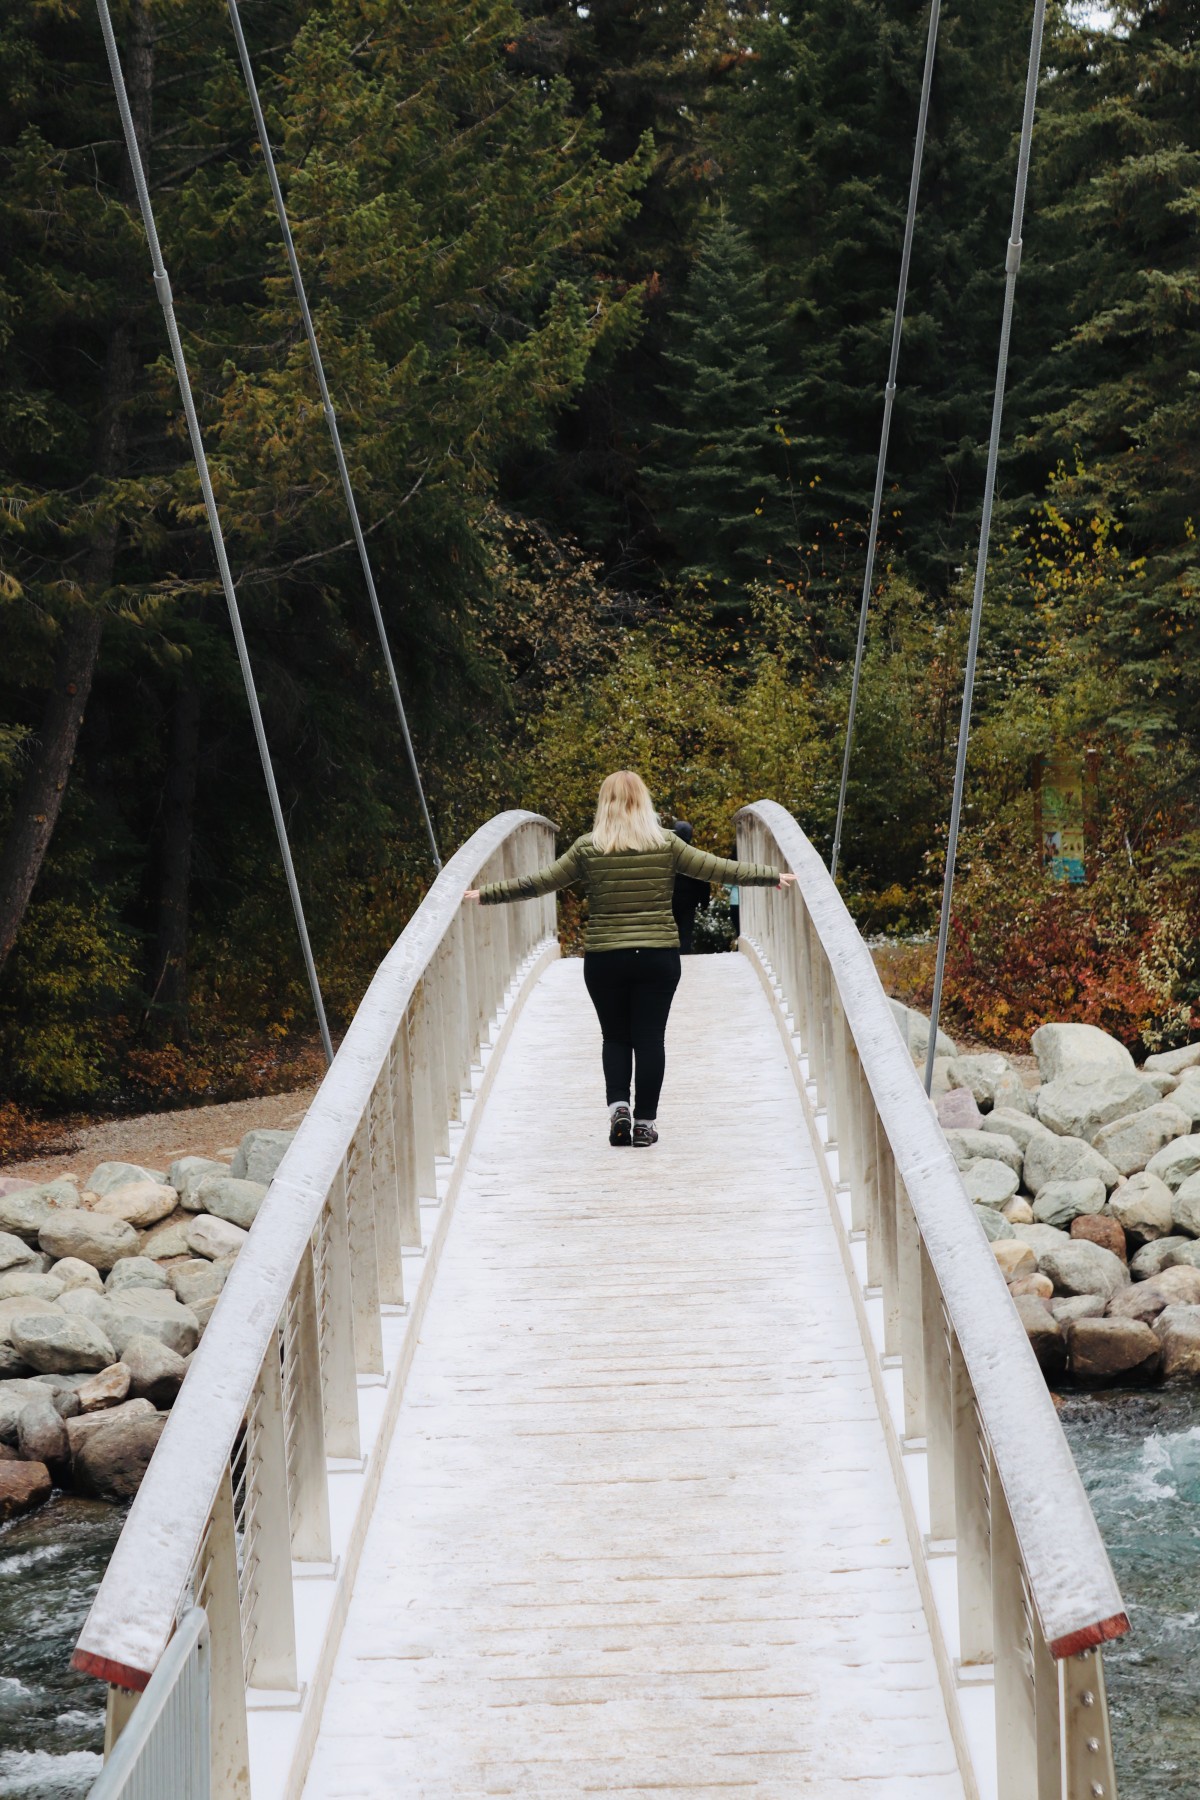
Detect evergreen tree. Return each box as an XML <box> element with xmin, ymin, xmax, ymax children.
<box><xmin>648</xmin><ymin>213</ymin><xmax>801</xmax><ymax>598</ymax></box>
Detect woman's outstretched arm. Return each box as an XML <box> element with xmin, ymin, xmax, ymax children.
<box><xmin>671</xmin><ymin>839</ymin><xmax>793</xmax><ymax>889</ymax></box>
<box><xmin>465</xmin><ymin>837</ymin><xmax>586</xmax><ymax>905</ymax></box>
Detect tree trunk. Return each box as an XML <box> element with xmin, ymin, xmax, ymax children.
<box><xmin>0</xmin><ymin>0</ymin><xmax>154</xmax><ymax>974</ymax></box>
<box><xmin>149</xmin><ymin>671</ymin><xmax>201</xmax><ymax>1034</ymax></box>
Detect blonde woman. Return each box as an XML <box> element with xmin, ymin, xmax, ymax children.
<box><xmin>464</xmin><ymin>772</ymin><xmax>793</xmax><ymax>1145</ymax></box>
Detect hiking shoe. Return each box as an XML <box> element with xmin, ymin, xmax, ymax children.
<box><xmin>609</xmin><ymin>1105</ymin><xmax>632</xmax><ymax>1147</ymax></box>
<box><xmin>632</xmin><ymin>1120</ymin><xmax>658</xmax><ymax>1147</ymax></box>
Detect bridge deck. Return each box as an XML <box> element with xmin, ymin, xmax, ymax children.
<box><xmin>302</xmin><ymin>955</ymin><xmax>964</xmax><ymax>1799</ymax></box>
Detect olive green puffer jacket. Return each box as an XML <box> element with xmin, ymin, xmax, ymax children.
<box><xmin>477</xmin><ymin>832</ymin><xmax>780</xmax><ymax>952</ymax></box>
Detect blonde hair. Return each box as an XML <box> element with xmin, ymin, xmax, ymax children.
<box><xmin>592</xmin><ymin>771</ymin><xmax>668</xmax><ymax>854</ymax></box>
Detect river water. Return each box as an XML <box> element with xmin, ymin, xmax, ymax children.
<box><xmin>0</xmin><ymin>1397</ymin><xmax>1196</xmax><ymax>1799</ymax></box>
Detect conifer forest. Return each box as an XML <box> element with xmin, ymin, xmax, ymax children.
<box><xmin>0</xmin><ymin>0</ymin><xmax>1197</xmax><ymax>1124</ymax></box>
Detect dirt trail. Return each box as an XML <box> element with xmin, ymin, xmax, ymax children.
<box><xmin>4</xmin><ymin>1086</ymin><xmax>319</xmax><ymax>1184</ymax></box>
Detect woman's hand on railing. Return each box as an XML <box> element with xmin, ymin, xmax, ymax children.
<box><xmin>463</xmin><ymin>889</ymin><xmax>481</xmax><ymax>903</ymax></box>
<box><xmin>777</xmin><ymin>873</ymin><xmax>798</xmax><ymax>890</ymax></box>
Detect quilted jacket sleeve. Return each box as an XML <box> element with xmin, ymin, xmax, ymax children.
<box><xmin>671</xmin><ymin>839</ymin><xmax>780</xmax><ymax>887</ymax></box>
<box><xmin>478</xmin><ymin>837</ymin><xmax>586</xmax><ymax>904</ymax></box>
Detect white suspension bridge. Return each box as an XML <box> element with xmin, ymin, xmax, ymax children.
<box><xmin>74</xmin><ymin>805</ymin><xmax>1127</xmax><ymax>1800</ymax></box>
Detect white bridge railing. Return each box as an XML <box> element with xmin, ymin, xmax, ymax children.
<box><xmin>74</xmin><ymin>810</ymin><xmax>557</xmax><ymax>1799</ymax></box>
<box><xmin>737</xmin><ymin>800</ymin><xmax>1126</xmax><ymax>1800</ymax></box>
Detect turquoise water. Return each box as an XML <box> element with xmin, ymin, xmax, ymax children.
<box><xmin>1061</xmin><ymin>1390</ymin><xmax>1200</xmax><ymax>1799</ymax></box>
<box><xmin>0</xmin><ymin>1496</ymin><xmax>124</xmax><ymax>1800</ymax></box>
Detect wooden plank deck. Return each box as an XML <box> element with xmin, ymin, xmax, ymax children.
<box><xmin>302</xmin><ymin>954</ymin><xmax>965</xmax><ymax>1799</ymax></box>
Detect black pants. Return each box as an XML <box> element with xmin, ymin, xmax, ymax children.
<box><xmin>583</xmin><ymin>947</ymin><xmax>681</xmax><ymax>1120</ymax></box>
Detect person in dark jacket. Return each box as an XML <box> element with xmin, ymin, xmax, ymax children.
<box><xmin>670</xmin><ymin>821</ymin><xmax>709</xmax><ymax>955</ymax></box>
<box><xmin>463</xmin><ymin>771</ymin><xmax>794</xmax><ymax>1146</ymax></box>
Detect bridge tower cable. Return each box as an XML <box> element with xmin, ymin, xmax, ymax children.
<box><xmin>829</xmin><ymin>0</ymin><xmax>942</xmax><ymax>884</ymax></box>
<box><xmin>923</xmin><ymin>0</ymin><xmax>1049</xmax><ymax>1095</ymax></box>
<box><xmin>94</xmin><ymin>0</ymin><xmax>335</xmax><ymax>1066</ymax></box>
<box><xmin>225</xmin><ymin>0</ymin><xmax>442</xmax><ymax>873</ymax></box>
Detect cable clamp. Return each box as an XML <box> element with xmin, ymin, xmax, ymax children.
<box><xmin>152</xmin><ymin>270</ymin><xmax>173</xmax><ymax>309</ymax></box>
<box><xmin>323</xmin><ymin>403</ymin><xmax>337</xmax><ymax>427</ymax></box>
<box><xmin>884</xmin><ymin>381</ymin><xmax>897</xmax><ymax>396</ymax></box>
<box><xmin>1006</xmin><ymin>238</ymin><xmax>1023</xmax><ymax>276</ymax></box>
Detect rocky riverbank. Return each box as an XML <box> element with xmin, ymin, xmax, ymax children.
<box><xmin>0</xmin><ymin>1128</ymin><xmax>293</xmax><ymax>1520</ymax></box>
<box><xmin>901</xmin><ymin>1002</ymin><xmax>1200</xmax><ymax>1387</ymax></box>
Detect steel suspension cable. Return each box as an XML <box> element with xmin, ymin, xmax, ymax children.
<box><xmin>95</xmin><ymin>0</ymin><xmax>335</xmax><ymax>1065</ymax></box>
<box><xmin>830</xmin><ymin>0</ymin><xmax>942</xmax><ymax>884</ymax></box>
<box><xmin>923</xmin><ymin>0</ymin><xmax>1049</xmax><ymax>1095</ymax></box>
<box><xmin>226</xmin><ymin>0</ymin><xmax>442</xmax><ymax>873</ymax></box>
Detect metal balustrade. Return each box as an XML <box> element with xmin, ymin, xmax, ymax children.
<box><xmin>736</xmin><ymin>800</ymin><xmax>1126</xmax><ymax>1800</ymax></box>
<box><xmin>88</xmin><ymin>1609</ymin><xmax>210</xmax><ymax>1800</ymax></box>
<box><xmin>74</xmin><ymin>811</ymin><xmax>557</xmax><ymax>1797</ymax></box>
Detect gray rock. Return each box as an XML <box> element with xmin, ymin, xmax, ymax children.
<box><xmin>0</xmin><ymin>1296</ymin><xmax>59</xmax><ymax>1348</ymax></box>
<box><xmin>1144</xmin><ymin>1043</ymin><xmax>1200</xmax><ymax>1077</ymax></box>
<box><xmin>38</xmin><ymin>1210</ymin><xmax>139</xmax><ymax>1272</ymax></box>
<box><xmin>194</xmin><ymin>1174</ymin><xmax>266</xmax><ymax>1232</ymax></box>
<box><xmin>1011</xmin><ymin>1222</ymin><xmax>1074</xmax><ymax>1258</ymax></box>
<box><xmin>1153</xmin><ymin>1304</ymin><xmax>1200</xmax><ymax>1379</ymax></box>
<box><xmin>1166</xmin><ymin>1076</ymin><xmax>1200</xmax><ymax>1131</ymax></box>
<box><xmin>1011</xmin><ymin>1294</ymin><xmax>1066</xmax><ymax>1379</ymax></box>
<box><xmin>139</xmin><ymin>1216</ymin><xmax>194</xmax><ymax>1260</ymax></box>
<box><xmin>1031</xmin><ymin>1022</ymin><xmax>1136</xmax><ymax>1084</ymax></box>
<box><xmin>105</xmin><ymin>1257</ymin><xmax>170</xmax><ymax>1295</ymax></box>
<box><xmin>0</xmin><ymin>1348</ymin><xmax>30</xmax><ymax>1379</ymax></box>
<box><xmin>1108</xmin><ymin>1172</ymin><xmax>1176</xmax><ymax>1244</ymax></box>
<box><xmin>121</xmin><ymin>1334</ymin><xmax>187</xmax><ymax>1408</ymax></box>
<box><xmin>1001</xmin><ymin>1196</ymin><xmax>1035</xmax><ymax>1225</ymax></box>
<box><xmin>889</xmin><ymin>999</ymin><xmax>957</xmax><ymax>1060</ymax></box>
<box><xmin>0</xmin><ymin>1272</ymin><xmax>64</xmax><ymax>1304</ymax></box>
<box><xmin>963</xmin><ymin>1160</ymin><xmax>1019</xmax><ymax>1207</ymax></box>
<box><xmin>1036</xmin><ymin>1068</ymin><xmax>1161</xmax><ymax>1143</ymax></box>
<box><xmin>91</xmin><ymin>1182</ymin><xmax>178</xmax><ymax>1228</ymax></box>
<box><xmin>0</xmin><ymin>1232</ymin><xmax>39</xmax><ymax>1274</ymax></box>
<box><xmin>1144</xmin><ymin>1070</ymin><xmax>1181</xmax><ymax>1096</ymax></box>
<box><xmin>167</xmin><ymin>1259</ymin><xmax>228</xmax><ymax>1309</ymax></box>
<box><xmin>1146</xmin><ymin>1134</ymin><xmax>1200</xmax><ymax>1193</ymax></box>
<box><xmin>1107</xmin><ymin>1281</ymin><xmax>1174</xmax><ymax>1324</ymax></box>
<box><xmin>1172</xmin><ymin>1171</ymin><xmax>1200</xmax><ymax>1236</ymax></box>
<box><xmin>75</xmin><ymin>1364</ymin><xmax>131</xmax><ymax>1412</ymax></box>
<box><xmin>106</xmin><ymin>1292</ymin><xmax>199</xmax><ymax>1359</ymax></box>
<box><xmin>73</xmin><ymin>1410</ymin><xmax>166</xmax><ymax>1501</ymax></box>
<box><xmin>982</xmin><ymin>1109</ymin><xmax>1058</xmax><ymax>1154</ymax></box>
<box><xmin>83</xmin><ymin>1161</ymin><xmax>165</xmax><ymax>1197</ymax></box>
<box><xmin>1051</xmin><ymin>1294</ymin><xmax>1108</xmax><ymax>1324</ymax></box>
<box><xmin>1032</xmin><ymin>1179</ymin><xmax>1107</xmax><ymax>1230</ymax></box>
<box><xmin>1130</xmin><ymin>1237</ymin><xmax>1193</xmax><ymax>1281</ymax></box>
<box><xmin>168</xmin><ymin>1156</ymin><xmax>231</xmax><ymax>1211</ymax></box>
<box><xmin>0</xmin><ymin>1379</ymin><xmax>55</xmax><ymax>1443</ymax></box>
<box><xmin>944</xmin><ymin>1129</ymin><xmax>1023</xmax><ymax>1177</ymax></box>
<box><xmin>975</xmin><ymin>1205</ymin><xmax>1015</xmax><ymax>1242</ymax></box>
<box><xmin>10</xmin><ymin>1312</ymin><xmax>115</xmax><ymax>1375</ymax></box>
<box><xmin>17</xmin><ymin>1397</ymin><xmax>69</xmax><ymax>1474</ymax></box>
<box><xmin>1040</xmin><ymin>1241</ymin><xmax>1130</xmax><ymax>1302</ymax></box>
<box><xmin>65</xmin><ymin>1398</ymin><xmax>155</xmax><ymax>1455</ymax></box>
<box><xmin>190</xmin><ymin>1293</ymin><xmax>220</xmax><ymax>1335</ymax></box>
<box><xmin>185</xmin><ymin>1216</ymin><xmax>248</xmax><ymax>1262</ymax></box>
<box><xmin>0</xmin><ymin>1460</ymin><xmax>52</xmax><ymax>1519</ymax></box>
<box><xmin>1092</xmin><ymin>1103</ymin><xmax>1191</xmax><ymax>1176</ymax></box>
<box><xmin>947</xmin><ymin>1052</ymin><xmax>1028</xmax><ymax>1114</ymax></box>
<box><xmin>55</xmin><ymin>1289</ymin><xmax>119</xmax><ymax>1336</ymax></box>
<box><xmin>1022</xmin><ymin>1133</ymin><xmax>1120</xmax><ymax>1198</ymax></box>
<box><xmin>1161</xmin><ymin>1241</ymin><xmax>1200</xmax><ymax>1272</ymax></box>
<box><xmin>1067</xmin><ymin>1317</ymin><xmax>1160</xmax><ymax>1382</ymax></box>
<box><xmin>49</xmin><ymin>1258</ymin><xmax>104</xmax><ymax>1294</ymax></box>
<box><xmin>0</xmin><ymin>1181</ymin><xmax>79</xmax><ymax>1244</ymax></box>
<box><xmin>937</xmin><ymin>1087</ymin><xmax>983</xmax><ymax>1130</ymax></box>
<box><xmin>230</xmin><ymin>1129</ymin><xmax>294</xmax><ymax>1186</ymax></box>
<box><xmin>1144</xmin><ymin>1264</ymin><xmax>1200</xmax><ymax>1306</ymax></box>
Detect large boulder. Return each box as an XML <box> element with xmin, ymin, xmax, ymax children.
<box><xmin>0</xmin><ymin>1271</ymin><xmax>64</xmax><ymax>1304</ymax></box>
<box><xmin>76</xmin><ymin>1363</ymin><xmax>131</xmax><ymax>1412</ymax></box>
<box><xmin>0</xmin><ymin>1295</ymin><xmax>59</xmax><ymax>1348</ymax></box>
<box><xmin>889</xmin><ymin>1000</ymin><xmax>957</xmax><ymax>1061</ymax></box>
<box><xmin>1010</xmin><ymin>1272</ymin><xmax>1054</xmax><ymax>1299</ymax></box>
<box><xmin>1052</xmin><ymin>1294</ymin><xmax>1108</xmax><ymax>1325</ymax></box>
<box><xmin>1166</xmin><ymin>1077</ymin><xmax>1200</xmax><ymax>1131</ymax></box>
<box><xmin>38</xmin><ymin>1210</ymin><xmax>139</xmax><ymax>1272</ymax></box>
<box><xmin>10</xmin><ymin>1312</ymin><xmax>116</xmax><ymax>1375</ymax></box>
<box><xmin>167</xmin><ymin>1259</ymin><xmax>229</xmax><ymax>1309</ymax></box>
<box><xmin>1011</xmin><ymin>1294</ymin><xmax>1066</xmax><ymax>1379</ymax></box>
<box><xmin>1036</xmin><ymin>1068</ymin><xmax>1161</xmax><ymax>1143</ymax></box>
<box><xmin>121</xmin><ymin>1334</ymin><xmax>187</xmax><ymax>1408</ymax></box>
<box><xmin>944</xmin><ymin>1129</ymin><xmax>1023</xmax><ymax>1177</ymax></box>
<box><xmin>65</xmin><ymin>1397</ymin><xmax>155</xmax><ymax>1456</ymax></box>
<box><xmin>945</xmin><ymin>1053</ymin><xmax>1030</xmax><ymax>1115</ymax></box>
<box><xmin>1071</xmin><ymin>1214</ymin><xmax>1128</xmax><ymax>1261</ymax></box>
<box><xmin>230</xmin><ymin>1129</ymin><xmax>295</xmax><ymax>1186</ymax></box>
<box><xmin>168</xmin><ymin>1156</ymin><xmax>230</xmax><ymax>1212</ymax></box>
<box><xmin>55</xmin><ymin>1289</ymin><xmax>118</xmax><ymax>1335</ymax></box>
<box><xmin>17</xmin><ymin>1396</ymin><xmax>69</xmax><ymax>1476</ymax></box>
<box><xmin>1161</xmin><ymin>1241</ymin><xmax>1200</xmax><ymax>1272</ymax></box>
<box><xmin>1033</xmin><ymin>1179</ymin><xmax>1106</xmax><ymax>1230</ymax></box>
<box><xmin>91</xmin><ymin>1182</ymin><xmax>178</xmax><ymax>1228</ymax></box>
<box><xmin>50</xmin><ymin>1257</ymin><xmax>105</xmax><ymax>1294</ymax></box>
<box><xmin>105</xmin><ymin>1258</ymin><xmax>170</xmax><ymax>1296</ymax></box>
<box><xmin>73</xmin><ymin>1409</ymin><xmax>166</xmax><ymax>1501</ymax></box>
<box><xmin>83</xmin><ymin>1161</ymin><xmax>165</xmax><ymax>1198</ymax></box>
<box><xmin>1092</xmin><ymin>1103</ymin><xmax>1191</xmax><ymax>1176</ymax></box>
<box><xmin>1171</xmin><ymin>1171</ymin><xmax>1200</xmax><ymax>1236</ymax></box>
<box><xmin>963</xmin><ymin>1160</ymin><xmax>1019</xmax><ymax>1208</ymax></box>
<box><xmin>1107</xmin><ymin>1281</ymin><xmax>1175</xmax><ymax>1324</ymax></box>
<box><xmin>1131</xmin><ymin>1237</ymin><xmax>1194</xmax><ymax>1281</ymax></box>
<box><xmin>1011</xmin><ymin>1222</ymin><xmax>1073</xmax><ymax>1258</ymax></box>
<box><xmin>976</xmin><ymin>1205</ymin><xmax>1014</xmax><ymax>1243</ymax></box>
<box><xmin>1153</xmin><ymin>1305</ymin><xmax>1200</xmax><ymax>1379</ymax></box>
<box><xmin>1109</xmin><ymin>1173</ymin><xmax>1175</xmax><ymax>1245</ymax></box>
<box><xmin>0</xmin><ymin>1231</ymin><xmax>39</xmax><ymax>1274</ymax></box>
<box><xmin>194</xmin><ymin>1174</ymin><xmax>266</xmax><ymax>1232</ymax></box>
<box><xmin>0</xmin><ymin>1460</ymin><xmax>52</xmax><ymax>1520</ymax></box>
<box><xmin>1067</xmin><ymin>1317</ymin><xmax>1160</xmax><ymax>1383</ymax></box>
<box><xmin>106</xmin><ymin>1291</ymin><xmax>199</xmax><ymax>1359</ymax></box>
<box><xmin>994</xmin><ymin>1241</ymin><xmax>1037</xmax><ymax>1281</ymax></box>
<box><xmin>185</xmin><ymin>1216</ymin><xmax>248</xmax><ymax>1262</ymax></box>
<box><xmin>1040</xmin><ymin>1241</ymin><xmax>1130</xmax><ymax>1302</ymax></box>
<box><xmin>0</xmin><ymin>1378</ymin><xmax>53</xmax><ymax>1443</ymax></box>
<box><xmin>1031</xmin><ymin>1022</ymin><xmax>1135</xmax><ymax>1084</ymax></box>
<box><xmin>937</xmin><ymin>1088</ymin><xmax>983</xmax><ymax>1131</ymax></box>
<box><xmin>982</xmin><ymin>1109</ymin><xmax>1057</xmax><ymax>1155</ymax></box>
<box><xmin>1144</xmin><ymin>1043</ymin><xmax>1200</xmax><ymax>1077</ymax></box>
<box><xmin>0</xmin><ymin>1180</ymin><xmax>79</xmax><ymax>1244</ymax></box>
<box><xmin>1023</xmin><ymin>1133</ymin><xmax>1119</xmax><ymax>1198</ymax></box>
<box><xmin>1146</xmin><ymin>1134</ymin><xmax>1200</xmax><ymax>1193</ymax></box>
<box><xmin>139</xmin><ymin>1216</ymin><xmax>194</xmax><ymax>1260</ymax></box>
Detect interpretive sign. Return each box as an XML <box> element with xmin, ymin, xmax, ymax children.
<box><xmin>1032</xmin><ymin>752</ymin><xmax>1091</xmax><ymax>883</ymax></box>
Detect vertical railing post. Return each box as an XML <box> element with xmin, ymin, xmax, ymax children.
<box><xmin>283</xmin><ymin>1245</ymin><xmax>332</xmax><ymax>1563</ymax></box>
<box><xmin>952</xmin><ymin>1335</ymin><xmax>992</xmax><ymax>1663</ymax></box>
<box><xmin>896</xmin><ymin>1181</ymin><xmax>925</xmax><ymax>1438</ymax></box>
<box><xmin>243</xmin><ymin>1334</ymin><xmax>298</xmax><ymax>1691</ymax></box>
<box><xmin>992</xmin><ymin>1463</ymin><xmax>1038</xmax><ymax>1800</ymax></box>
<box><xmin>1063</xmin><ymin>1646</ymin><xmax>1118</xmax><ymax>1800</ymax></box>
<box><xmin>876</xmin><ymin>1133</ymin><xmax>901</xmax><ymax>1356</ymax></box>
<box><xmin>391</xmin><ymin>1020</ymin><xmax>422</xmax><ymax>1247</ymax></box>
<box><xmin>198</xmin><ymin>1469</ymin><xmax>250</xmax><ymax>1800</ymax></box>
<box><xmin>317</xmin><ymin>1176</ymin><xmax>361</xmax><ymax>1460</ymax></box>
<box><xmin>343</xmin><ymin>1132</ymin><xmax>384</xmax><ymax>1376</ymax></box>
<box><xmin>368</xmin><ymin>1068</ymin><xmax>405</xmax><ymax>1305</ymax></box>
<box><xmin>408</xmin><ymin>986</ymin><xmax>438</xmax><ymax>1202</ymax></box>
